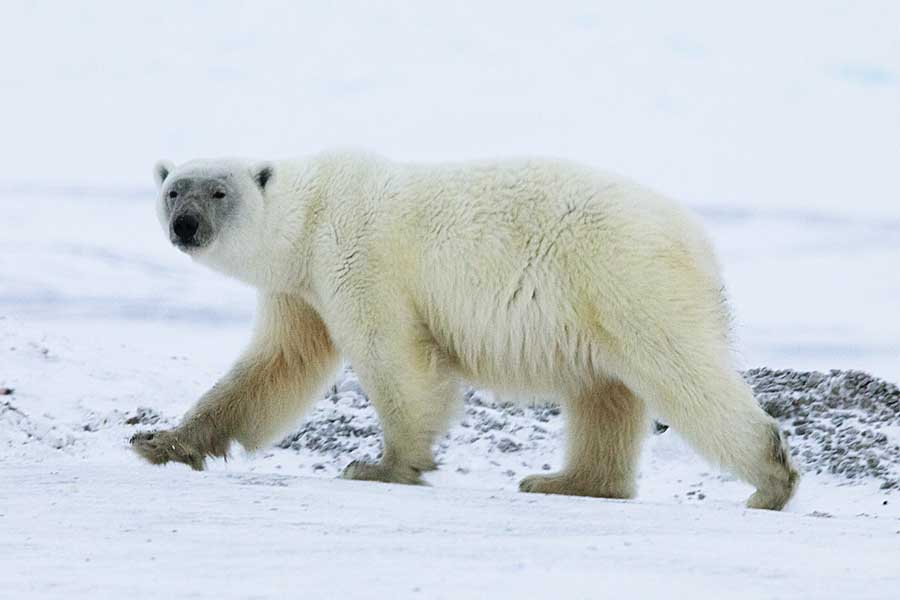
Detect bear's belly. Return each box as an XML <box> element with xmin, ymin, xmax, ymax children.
<box><xmin>421</xmin><ymin>289</ymin><xmax>615</xmax><ymax>394</ymax></box>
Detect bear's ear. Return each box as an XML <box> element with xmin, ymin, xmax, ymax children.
<box><xmin>252</xmin><ymin>163</ymin><xmax>274</xmax><ymax>191</ymax></box>
<box><xmin>154</xmin><ymin>160</ymin><xmax>175</xmax><ymax>188</ymax></box>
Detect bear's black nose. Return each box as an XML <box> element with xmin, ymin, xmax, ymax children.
<box><xmin>173</xmin><ymin>214</ymin><xmax>200</xmax><ymax>245</ymax></box>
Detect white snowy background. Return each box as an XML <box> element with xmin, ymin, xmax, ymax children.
<box><xmin>1</xmin><ymin>1</ymin><xmax>899</xmax><ymax>598</ymax></box>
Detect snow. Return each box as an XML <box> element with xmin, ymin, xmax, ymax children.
<box><xmin>3</xmin><ymin>463</ymin><xmax>898</xmax><ymax>600</ymax></box>
<box><xmin>1</xmin><ymin>1</ymin><xmax>899</xmax><ymax>598</ymax></box>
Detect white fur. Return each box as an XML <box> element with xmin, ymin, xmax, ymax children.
<box><xmin>135</xmin><ymin>150</ymin><xmax>798</xmax><ymax>509</ymax></box>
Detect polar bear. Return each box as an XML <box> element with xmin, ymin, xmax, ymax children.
<box><xmin>131</xmin><ymin>151</ymin><xmax>799</xmax><ymax>510</ymax></box>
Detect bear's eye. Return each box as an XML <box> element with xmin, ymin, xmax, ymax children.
<box><xmin>213</xmin><ymin>191</ymin><xmax>226</xmax><ymax>199</ymax></box>
<box><xmin>168</xmin><ymin>190</ymin><xmax>178</xmax><ymax>199</ymax></box>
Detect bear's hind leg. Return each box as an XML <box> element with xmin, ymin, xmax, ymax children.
<box><xmin>621</xmin><ymin>357</ymin><xmax>799</xmax><ymax>510</ymax></box>
<box><xmin>520</xmin><ymin>379</ymin><xmax>646</xmax><ymax>499</ymax></box>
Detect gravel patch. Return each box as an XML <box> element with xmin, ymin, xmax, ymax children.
<box><xmin>745</xmin><ymin>368</ymin><xmax>900</xmax><ymax>490</ymax></box>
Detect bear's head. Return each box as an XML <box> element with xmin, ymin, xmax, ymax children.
<box><xmin>153</xmin><ymin>158</ymin><xmax>273</xmax><ymax>276</ymax></box>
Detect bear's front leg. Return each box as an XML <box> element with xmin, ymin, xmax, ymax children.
<box><xmin>131</xmin><ymin>293</ymin><xmax>338</xmax><ymax>470</ymax></box>
<box><xmin>519</xmin><ymin>379</ymin><xmax>646</xmax><ymax>499</ymax></box>
<box><xmin>340</xmin><ymin>329</ymin><xmax>459</xmax><ymax>485</ymax></box>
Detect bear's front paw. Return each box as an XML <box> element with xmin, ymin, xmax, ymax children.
<box><xmin>341</xmin><ymin>460</ymin><xmax>425</xmax><ymax>485</ymax></box>
<box><xmin>130</xmin><ymin>429</ymin><xmax>205</xmax><ymax>471</ymax></box>
<box><xmin>519</xmin><ymin>473</ymin><xmax>576</xmax><ymax>495</ymax></box>
<box><xmin>519</xmin><ymin>472</ymin><xmax>634</xmax><ymax>499</ymax></box>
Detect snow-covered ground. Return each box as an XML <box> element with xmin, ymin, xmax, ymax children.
<box><xmin>2</xmin><ymin>2</ymin><xmax>899</xmax><ymax>598</ymax></box>
<box><xmin>3</xmin><ymin>462</ymin><xmax>898</xmax><ymax>600</ymax></box>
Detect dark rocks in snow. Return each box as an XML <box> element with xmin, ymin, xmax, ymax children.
<box><xmin>124</xmin><ymin>407</ymin><xmax>164</xmax><ymax>426</ymax></box>
<box><xmin>496</xmin><ymin>438</ymin><xmax>523</xmax><ymax>453</ymax></box>
<box><xmin>277</xmin><ymin>413</ymin><xmax>382</xmax><ymax>456</ymax></box>
<box><xmin>1</xmin><ymin>399</ymin><xmax>25</xmax><ymax>417</ymax></box>
<box><xmin>744</xmin><ymin>368</ymin><xmax>900</xmax><ymax>491</ymax></box>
